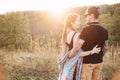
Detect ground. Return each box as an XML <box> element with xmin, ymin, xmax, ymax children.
<box><xmin>111</xmin><ymin>69</ymin><xmax>120</xmax><ymax>80</ymax></box>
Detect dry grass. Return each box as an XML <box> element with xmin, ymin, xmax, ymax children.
<box><xmin>0</xmin><ymin>49</ymin><xmax>60</xmax><ymax>80</ymax></box>
<box><xmin>0</xmin><ymin>46</ymin><xmax>120</xmax><ymax>80</ymax></box>
<box><xmin>103</xmin><ymin>46</ymin><xmax>120</xmax><ymax>80</ymax></box>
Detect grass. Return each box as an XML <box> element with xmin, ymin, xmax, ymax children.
<box><xmin>102</xmin><ymin>45</ymin><xmax>120</xmax><ymax>80</ymax></box>
<box><xmin>0</xmin><ymin>46</ymin><xmax>120</xmax><ymax>80</ymax></box>
<box><xmin>0</xmin><ymin>49</ymin><xmax>60</xmax><ymax>80</ymax></box>
<box><xmin>103</xmin><ymin>58</ymin><xmax>120</xmax><ymax>80</ymax></box>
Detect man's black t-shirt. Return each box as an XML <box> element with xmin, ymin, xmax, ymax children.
<box><xmin>80</xmin><ymin>22</ymin><xmax>108</xmax><ymax>64</ymax></box>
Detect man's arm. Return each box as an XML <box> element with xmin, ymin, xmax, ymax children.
<box><xmin>103</xmin><ymin>29</ymin><xmax>109</xmax><ymax>56</ymax></box>
<box><xmin>102</xmin><ymin>40</ymin><xmax>108</xmax><ymax>56</ymax></box>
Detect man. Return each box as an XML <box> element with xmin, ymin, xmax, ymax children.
<box><xmin>69</xmin><ymin>7</ymin><xmax>108</xmax><ymax>80</ymax></box>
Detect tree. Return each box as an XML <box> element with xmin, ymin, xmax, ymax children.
<box><xmin>0</xmin><ymin>12</ymin><xmax>30</xmax><ymax>49</ymax></box>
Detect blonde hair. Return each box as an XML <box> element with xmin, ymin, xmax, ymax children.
<box><xmin>61</xmin><ymin>13</ymin><xmax>80</xmax><ymax>44</ymax></box>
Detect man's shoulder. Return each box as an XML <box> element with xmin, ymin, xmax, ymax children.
<box><xmin>90</xmin><ymin>24</ymin><xmax>107</xmax><ymax>31</ymax></box>
<box><xmin>82</xmin><ymin>26</ymin><xmax>90</xmax><ymax>30</ymax></box>
<box><xmin>82</xmin><ymin>24</ymin><xmax>108</xmax><ymax>31</ymax></box>
<box><xmin>102</xmin><ymin>27</ymin><xmax>108</xmax><ymax>31</ymax></box>
<box><xmin>83</xmin><ymin>25</ymin><xmax>94</xmax><ymax>31</ymax></box>
<box><xmin>99</xmin><ymin>25</ymin><xmax>108</xmax><ymax>32</ymax></box>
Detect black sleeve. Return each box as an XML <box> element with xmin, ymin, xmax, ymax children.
<box><xmin>105</xmin><ymin>29</ymin><xmax>108</xmax><ymax>40</ymax></box>
<box><xmin>79</xmin><ymin>27</ymin><xmax>88</xmax><ymax>41</ymax></box>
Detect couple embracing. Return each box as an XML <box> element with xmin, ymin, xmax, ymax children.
<box><xmin>58</xmin><ymin>6</ymin><xmax>108</xmax><ymax>80</ymax></box>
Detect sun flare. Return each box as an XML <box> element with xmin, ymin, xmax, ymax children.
<box><xmin>0</xmin><ymin>0</ymin><xmax>119</xmax><ymax>14</ymax></box>
<box><xmin>50</xmin><ymin>7</ymin><xmax>65</xmax><ymax>17</ymax></box>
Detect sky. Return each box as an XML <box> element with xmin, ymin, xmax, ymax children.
<box><xmin>0</xmin><ymin>0</ymin><xmax>120</xmax><ymax>14</ymax></box>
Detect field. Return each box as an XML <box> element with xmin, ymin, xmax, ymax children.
<box><xmin>0</xmin><ymin>46</ymin><xmax>120</xmax><ymax>80</ymax></box>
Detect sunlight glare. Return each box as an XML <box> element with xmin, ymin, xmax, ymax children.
<box><xmin>50</xmin><ymin>7</ymin><xmax>65</xmax><ymax>17</ymax></box>
<box><xmin>0</xmin><ymin>0</ymin><xmax>120</xmax><ymax>14</ymax></box>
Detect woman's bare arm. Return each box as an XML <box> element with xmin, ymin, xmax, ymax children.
<box><xmin>68</xmin><ymin>33</ymin><xmax>84</xmax><ymax>58</ymax></box>
<box><xmin>80</xmin><ymin>45</ymin><xmax>101</xmax><ymax>57</ymax></box>
<box><xmin>60</xmin><ymin>43</ymin><xmax>67</xmax><ymax>58</ymax></box>
<box><xmin>68</xmin><ymin>33</ymin><xmax>101</xmax><ymax>58</ymax></box>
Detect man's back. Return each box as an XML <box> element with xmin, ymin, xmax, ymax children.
<box><xmin>80</xmin><ymin>22</ymin><xmax>108</xmax><ymax>64</ymax></box>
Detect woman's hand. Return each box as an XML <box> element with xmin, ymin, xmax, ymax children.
<box><xmin>90</xmin><ymin>45</ymin><xmax>101</xmax><ymax>55</ymax></box>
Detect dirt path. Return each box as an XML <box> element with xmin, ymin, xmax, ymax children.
<box><xmin>111</xmin><ymin>69</ymin><xmax>120</xmax><ymax>80</ymax></box>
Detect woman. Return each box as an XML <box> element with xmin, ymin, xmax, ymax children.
<box><xmin>58</xmin><ymin>13</ymin><xmax>101</xmax><ymax>80</ymax></box>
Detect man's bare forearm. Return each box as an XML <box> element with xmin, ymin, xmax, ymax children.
<box><xmin>103</xmin><ymin>40</ymin><xmax>108</xmax><ymax>56</ymax></box>
<box><xmin>102</xmin><ymin>47</ymin><xmax>108</xmax><ymax>56</ymax></box>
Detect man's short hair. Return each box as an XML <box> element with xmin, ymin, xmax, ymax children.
<box><xmin>87</xmin><ymin>7</ymin><xmax>99</xmax><ymax>19</ymax></box>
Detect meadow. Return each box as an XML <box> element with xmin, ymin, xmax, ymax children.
<box><xmin>0</xmin><ymin>3</ymin><xmax>120</xmax><ymax>80</ymax></box>
<box><xmin>0</xmin><ymin>46</ymin><xmax>120</xmax><ymax>80</ymax></box>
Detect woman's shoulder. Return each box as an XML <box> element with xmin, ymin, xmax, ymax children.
<box><xmin>73</xmin><ymin>32</ymin><xmax>80</xmax><ymax>41</ymax></box>
<box><xmin>66</xmin><ymin>31</ymin><xmax>76</xmax><ymax>43</ymax></box>
<box><xmin>74</xmin><ymin>32</ymin><xmax>80</xmax><ymax>38</ymax></box>
<box><xmin>75</xmin><ymin>32</ymin><xmax>80</xmax><ymax>35</ymax></box>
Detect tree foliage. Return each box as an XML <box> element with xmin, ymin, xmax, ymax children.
<box><xmin>0</xmin><ymin>12</ymin><xmax>30</xmax><ymax>49</ymax></box>
<box><xmin>0</xmin><ymin>3</ymin><xmax>120</xmax><ymax>51</ymax></box>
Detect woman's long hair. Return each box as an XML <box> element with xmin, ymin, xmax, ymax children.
<box><xmin>61</xmin><ymin>13</ymin><xmax>80</xmax><ymax>44</ymax></box>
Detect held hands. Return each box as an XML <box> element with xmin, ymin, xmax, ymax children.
<box><xmin>90</xmin><ymin>45</ymin><xmax>101</xmax><ymax>55</ymax></box>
